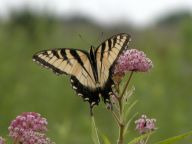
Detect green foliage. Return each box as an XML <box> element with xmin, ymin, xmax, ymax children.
<box><xmin>99</xmin><ymin>131</ymin><xmax>111</xmax><ymax>144</ymax></box>
<box><xmin>91</xmin><ymin>116</ymin><xmax>112</xmax><ymax>144</ymax></box>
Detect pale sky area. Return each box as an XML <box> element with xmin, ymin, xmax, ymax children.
<box><xmin>0</xmin><ymin>0</ymin><xmax>192</xmax><ymax>26</ymax></box>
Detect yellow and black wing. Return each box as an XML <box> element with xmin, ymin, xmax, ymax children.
<box><xmin>95</xmin><ymin>33</ymin><xmax>131</xmax><ymax>103</ymax></box>
<box><xmin>95</xmin><ymin>33</ymin><xmax>131</xmax><ymax>86</ymax></box>
<box><xmin>32</xmin><ymin>48</ymin><xmax>96</xmax><ymax>89</ymax></box>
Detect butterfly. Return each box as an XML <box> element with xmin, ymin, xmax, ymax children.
<box><xmin>32</xmin><ymin>33</ymin><xmax>131</xmax><ymax>114</ymax></box>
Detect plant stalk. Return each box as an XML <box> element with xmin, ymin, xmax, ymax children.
<box><xmin>91</xmin><ymin>116</ymin><xmax>101</xmax><ymax>144</ymax></box>
<box><xmin>117</xmin><ymin>71</ymin><xmax>134</xmax><ymax>144</ymax></box>
<box><xmin>120</xmin><ymin>71</ymin><xmax>134</xmax><ymax>98</ymax></box>
<box><xmin>117</xmin><ymin>123</ymin><xmax>125</xmax><ymax>144</ymax></box>
<box><xmin>117</xmin><ymin>95</ymin><xmax>124</xmax><ymax>144</ymax></box>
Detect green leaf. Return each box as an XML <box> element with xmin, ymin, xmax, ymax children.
<box><xmin>99</xmin><ymin>131</ymin><xmax>111</xmax><ymax>144</ymax></box>
<box><xmin>128</xmin><ymin>132</ymin><xmax>154</xmax><ymax>144</ymax></box>
<box><xmin>124</xmin><ymin>112</ymin><xmax>138</xmax><ymax>137</ymax></box>
<box><xmin>154</xmin><ymin>131</ymin><xmax>192</xmax><ymax>144</ymax></box>
<box><xmin>124</xmin><ymin>100</ymin><xmax>138</xmax><ymax>120</ymax></box>
<box><xmin>123</xmin><ymin>86</ymin><xmax>135</xmax><ymax>104</ymax></box>
<box><xmin>91</xmin><ymin>116</ymin><xmax>101</xmax><ymax>144</ymax></box>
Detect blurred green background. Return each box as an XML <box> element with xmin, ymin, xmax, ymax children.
<box><xmin>0</xmin><ymin>2</ymin><xmax>192</xmax><ymax>144</ymax></box>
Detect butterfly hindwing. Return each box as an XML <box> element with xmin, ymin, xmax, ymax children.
<box><xmin>70</xmin><ymin>76</ymin><xmax>100</xmax><ymax>107</ymax></box>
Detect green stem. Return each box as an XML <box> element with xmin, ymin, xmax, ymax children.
<box><xmin>117</xmin><ymin>71</ymin><xmax>134</xmax><ymax>144</ymax></box>
<box><xmin>117</xmin><ymin>97</ymin><xmax>124</xmax><ymax>144</ymax></box>
<box><xmin>112</xmin><ymin>111</ymin><xmax>121</xmax><ymax>126</ymax></box>
<box><xmin>118</xmin><ymin>123</ymin><xmax>125</xmax><ymax>144</ymax></box>
<box><xmin>91</xmin><ymin>116</ymin><xmax>101</xmax><ymax>144</ymax></box>
<box><xmin>120</xmin><ymin>71</ymin><xmax>134</xmax><ymax>98</ymax></box>
<box><xmin>144</xmin><ymin>134</ymin><xmax>150</xmax><ymax>144</ymax></box>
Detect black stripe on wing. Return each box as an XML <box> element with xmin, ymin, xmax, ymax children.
<box><xmin>108</xmin><ymin>38</ymin><xmax>112</xmax><ymax>52</ymax></box>
<box><xmin>96</xmin><ymin>33</ymin><xmax>131</xmax><ymax>66</ymax></box>
<box><xmin>100</xmin><ymin>42</ymin><xmax>106</xmax><ymax>61</ymax></box>
<box><xmin>60</xmin><ymin>49</ymin><xmax>69</xmax><ymax>61</ymax></box>
<box><xmin>69</xmin><ymin>50</ymin><xmax>94</xmax><ymax>81</ymax></box>
<box><xmin>52</xmin><ymin>50</ymin><xmax>60</xmax><ymax>58</ymax></box>
<box><xmin>33</xmin><ymin>53</ymin><xmax>65</xmax><ymax>75</ymax></box>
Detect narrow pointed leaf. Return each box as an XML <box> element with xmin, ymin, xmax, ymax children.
<box><xmin>154</xmin><ymin>131</ymin><xmax>192</xmax><ymax>144</ymax></box>
<box><xmin>124</xmin><ymin>112</ymin><xmax>138</xmax><ymax>136</ymax></box>
<box><xmin>99</xmin><ymin>131</ymin><xmax>111</xmax><ymax>144</ymax></box>
<box><xmin>123</xmin><ymin>86</ymin><xmax>135</xmax><ymax>103</ymax></box>
<box><xmin>124</xmin><ymin>100</ymin><xmax>138</xmax><ymax>120</ymax></box>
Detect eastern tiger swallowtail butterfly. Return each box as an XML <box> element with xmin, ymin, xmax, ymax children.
<box><xmin>32</xmin><ymin>33</ymin><xmax>131</xmax><ymax>114</ymax></box>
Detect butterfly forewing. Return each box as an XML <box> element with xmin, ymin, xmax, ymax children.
<box><xmin>33</xmin><ymin>48</ymin><xmax>96</xmax><ymax>88</ymax></box>
<box><xmin>95</xmin><ymin>33</ymin><xmax>131</xmax><ymax>87</ymax></box>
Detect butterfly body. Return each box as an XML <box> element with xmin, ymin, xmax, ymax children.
<box><xmin>33</xmin><ymin>33</ymin><xmax>131</xmax><ymax>113</ymax></box>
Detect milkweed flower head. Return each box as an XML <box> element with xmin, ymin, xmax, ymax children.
<box><xmin>0</xmin><ymin>137</ymin><xmax>5</xmax><ymax>144</ymax></box>
<box><xmin>8</xmin><ymin>112</ymin><xmax>54</xmax><ymax>144</ymax></box>
<box><xmin>113</xmin><ymin>49</ymin><xmax>153</xmax><ymax>75</ymax></box>
<box><xmin>8</xmin><ymin>112</ymin><xmax>48</xmax><ymax>135</ymax></box>
<box><xmin>135</xmin><ymin>114</ymin><xmax>156</xmax><ymax>134</ymax></box>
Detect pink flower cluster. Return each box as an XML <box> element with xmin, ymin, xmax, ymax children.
<box><xmin>0</xmin><ymin>137</ymin><xmax>5</xmax><ymax>144</ymax></box>
<box><xmin>8</xmin><ymin>112</ymin><xmax>54</xmax><ymax>144</ymax></box>
<box><xmin>114</xmin><ymin>49</ymin><xmax>153</xmax><ymax>75</ymax></box>
<box><xmin>135</xmin><ymin>115</ymin><xmax>156</xmax><ymax>134</ymax></box>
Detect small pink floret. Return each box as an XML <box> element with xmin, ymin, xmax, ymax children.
<box><xmin>135</xmin><ymin>114</ymin><xmax>156</xmax><ymax>134</ymax></box>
